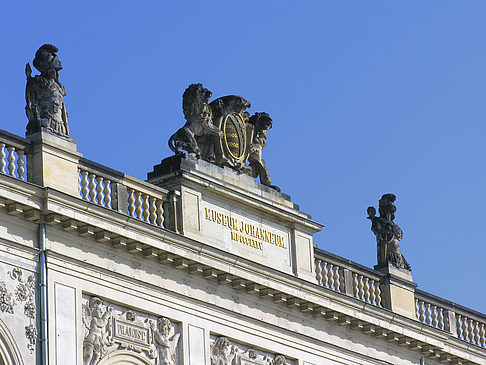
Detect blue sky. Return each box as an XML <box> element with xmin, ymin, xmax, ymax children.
<box><xmin>1</xmin><ymin>1</ymin><xmax>485</xmax><ymax>314</ymax></box>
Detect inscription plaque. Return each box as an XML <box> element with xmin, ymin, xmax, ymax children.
<box><xmin>200</xmin><ymin>198</ymin><xmax>292</xmax><ymax>273</ymax></box>
<box><xmin>113</xmin><ymin>318</ymin><xmax>150</xmax><ymax>347</ymax></box>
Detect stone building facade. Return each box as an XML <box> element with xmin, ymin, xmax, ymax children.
<box><xmin>1</xmin><ymin>45</ymin><xmax>485</xmax><ymax>363</ymax></box>
<box><xmin>0</xmin><ymin>126</ymin><xmax>485</xmax><ymax>365</ymax></box>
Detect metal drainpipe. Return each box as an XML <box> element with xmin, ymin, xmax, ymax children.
<box><xmin>39</xmin><ymin>223</ymin><xmax>49</xmax><ymax>365</ymax></box>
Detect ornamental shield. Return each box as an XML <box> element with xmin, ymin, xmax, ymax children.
<box><xmin>208</xmin><ymin>95</ymin><xmax>254</xmax><ymax>167</ymax></box>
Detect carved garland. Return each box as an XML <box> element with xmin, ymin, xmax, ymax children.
<box><xmin>210</xmin><ymin>336</ymin><xmax>290</xmax><ymax>365</ymax></box>
<box><xmin>0</xmin><ymin>267</ymin><xmax>37</xmax><ymax>352</ymax></box>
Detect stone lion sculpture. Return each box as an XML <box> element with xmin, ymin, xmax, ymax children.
<box><xmin>168</xmin><ymin>84</ymin><xmax>222</xmax><ymax>157</ymax></box>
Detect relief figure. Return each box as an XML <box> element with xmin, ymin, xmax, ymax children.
<box><xmin>82</xmin><ymin>297</ymin><xmax>113</xmax><ymax>365</ymax></box>
<box><xmin>152</xmin><ymin>317</ymin><xmax>180</xmax><ymax>365</ymax></box>
<box><xmin>211</xmin><ymin>336</ymin><xmax>236</xmax><ymax>365</ymax></box>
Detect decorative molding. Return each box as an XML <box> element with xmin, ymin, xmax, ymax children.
<box><xmin>0</xmin><ymin>281</ymin><xmax>15</xmax><ymax>314</ymax></box>
<box><xmin>210</xmin><ymin>336</ymin><xmax>292</xmax><ymax>365</ymax></box>
<box><xmin>0</xmin><ymin>317</ymin><xmax>24</xmax><ymax>365</ymax></box>
<box><xmin>0</xmin><ymin>180</ymin><xmax>483</xmax><ymax>363</ymax></box>
<box><xmin>0</xmin><ymin>267</ymin><xmax>37</xmax><ymax>353</ymax></box>
<box><xmin>82</xmin><ymin>296</ymin><xmax>180</xmax><ymax>365</ymax></box>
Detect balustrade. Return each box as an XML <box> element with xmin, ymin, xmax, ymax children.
<box><xmin>315</xmin><ymin>258</ymin><xmax>344</xmax><ymax>293</ymax></box>
<box><xmin>455</xmin><ymin>313</ymin><xmax>486</xmax><ymax>347</ymax></box>
<box><xmin>314</xmin><ymin>249</ymin><xmax>382</xmax><ymax>307</ymax></box>
<box><xmin>0</xmin><ymin>131</ymin><xmax>29</xmax><ymax>181</ymax></box>
<box><xmin>78</xmin><ymin>158</ymin><xmax>174</xmax><ymax>230</ymax></box>
<box><xmin>352</xmin><ymin>272</ymin><xmax>381</xmax><ymax>307</ymax></box>
<box><xmin>415</xmin><ymin>290</ymin><xmax>486</xmax><ymax>349</ymax></box>
<box><xmin>126</xmin><ymin>187</ymin><xmax>165</xmax><ymax>227</ymax></box>
<box><xmin>2</xmin><ymin>128</ymin><xmax>485</xmax><ymax>350</ymax></box>
<box><xmin>415</xmin><ymin>298</ymin><xmax>447</xmax><ymax>331</ymax></box>
<box><xmin>79</xmin><ymin>169</ymin><xmax>114</xmax><ymax>209</ymax></box>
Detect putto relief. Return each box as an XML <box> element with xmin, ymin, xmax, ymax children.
<box><xmin>210</xmin><ymin>336</ymin><xmax>293</xmax><ymax>365</ymax></box>
<box><xmin>82</xmin><ymin>297</ymin><xmax>113</xmax><ymax>365</ymax></box>
<box><xmin>168</xmin><ymin>83</ymin><xmax>279</xmax><ymax>191</ymax></box>
<box><xmin>82</xmin><ymin>295</ymin><xmax>180</xmax><ymax>365</ymax></box>
<box><xmin>152</xmin><ymin>317</ymin><xmax>180</xmax><ymax>365</ymax></box>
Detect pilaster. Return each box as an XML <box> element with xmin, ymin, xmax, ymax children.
<box><xmin>26</xmin><ymin>131</ymin><xmax>82</xmax><ymax>197</ymax></box>
<box><xmin>376</xmin><ymin>263</ymin><xmax>417</xmax><ymax>319</ymax></box>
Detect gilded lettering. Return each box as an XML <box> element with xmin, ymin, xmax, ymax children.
<box><xmin>205</xmin><ymin>207</ymin><xmax>287</xmax><ymax>251</ymax></box>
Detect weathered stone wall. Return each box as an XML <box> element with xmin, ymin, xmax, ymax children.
<box><xmin>0</xmin><ymin>128</ymin><xmax>484</xmax><ymax>364</ymax></box>
<box><xmin>0</xmin><ymin>211</ymin><xmax>39</xmax><ymax>365</ymax></box>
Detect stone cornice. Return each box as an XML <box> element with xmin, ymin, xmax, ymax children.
<box><xmin>163</xmin><ymin>170</ymin><xmax>323</xmax><ymax>234</ymax></box>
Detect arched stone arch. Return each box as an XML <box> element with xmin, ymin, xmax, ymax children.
<box><xmin>97</xmin><ymin>350</ymin><xmax>152</xmax><ymax>365</ymax></box>
<box><xmin>0</xmin><ymin>318</ymin><xmax>24</xmax><ymax>365</ymax></box>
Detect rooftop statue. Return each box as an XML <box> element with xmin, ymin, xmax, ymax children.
<box><xmin>168</xmin><ymin>84</ymin><xmax>221</xmax><ymax>158</ymax></box>
<box><xmin>367</xmin><ymin>193</ymin><xmax>411</xmax><ymax>271</ymax></box>
<box><xmin>25</xmin><ymin>44</ymin><xmax>69</xmax><ymax>138</ymax></box>
<box><xmin>168</xmin><ymin>83</ymin><xmax>279</xmax><ymax>191</ymax></box>
<box><xmin>247</xmin><ymin>112</ymin><xmax>280</xmax><ymax>192</ymax></box>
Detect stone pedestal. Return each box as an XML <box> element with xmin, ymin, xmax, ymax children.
<box><xmin>147</xmin><ymin>154</ymin><xmax>322</xmax><ymax>282</ymax></box>
<box><xmin>375</xmin><ymin>263</ymin><xmax>417</xmax><ymax>319</ymax></box>
<box><xmin>27</xmin><ymin>131</ymin><xmax>82</xmax><ymax>197</ymax></box>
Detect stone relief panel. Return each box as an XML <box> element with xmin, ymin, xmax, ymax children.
<box><xmin>82</xmin><ymin>295</ymin><xmax>180</xmax><ymax>365</ymax></box>
<box><xmin>210</xmin><ymin>336</ymin><xmax>293</xmax><ymax>365</ymax></box>
<box><xmin>0</xmin><ymin>267</ymin><xmax>37</xmax><ymax>353</ymax></box>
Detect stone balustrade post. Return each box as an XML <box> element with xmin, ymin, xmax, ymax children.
<box><xmin>445</xmin><ymin>309</ymin><xmax>457</xmax><ymax>336</ymax></box>
<box><xmin>112</xmin><ymin>183</ymin><xmax>128</xmax><ymax>214</ymax></box>
<box><xmin>342</xmin><ymin>268</ymin><xmax>354</xmax><ymax>296</ymax></box>
<box><xmin>26</xmin><ymin>131</ymin><xmax>82</xmax><ymax>197</ymax></box>
<box><xmin>164</xmin><ymin>190</ymin><xmax>181</xmax><ymax>233</ymax></box>
<box><xmin>376</xmin><ymin>263</ymin><xmax>417</xmax><ymax>319</ymax></box>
